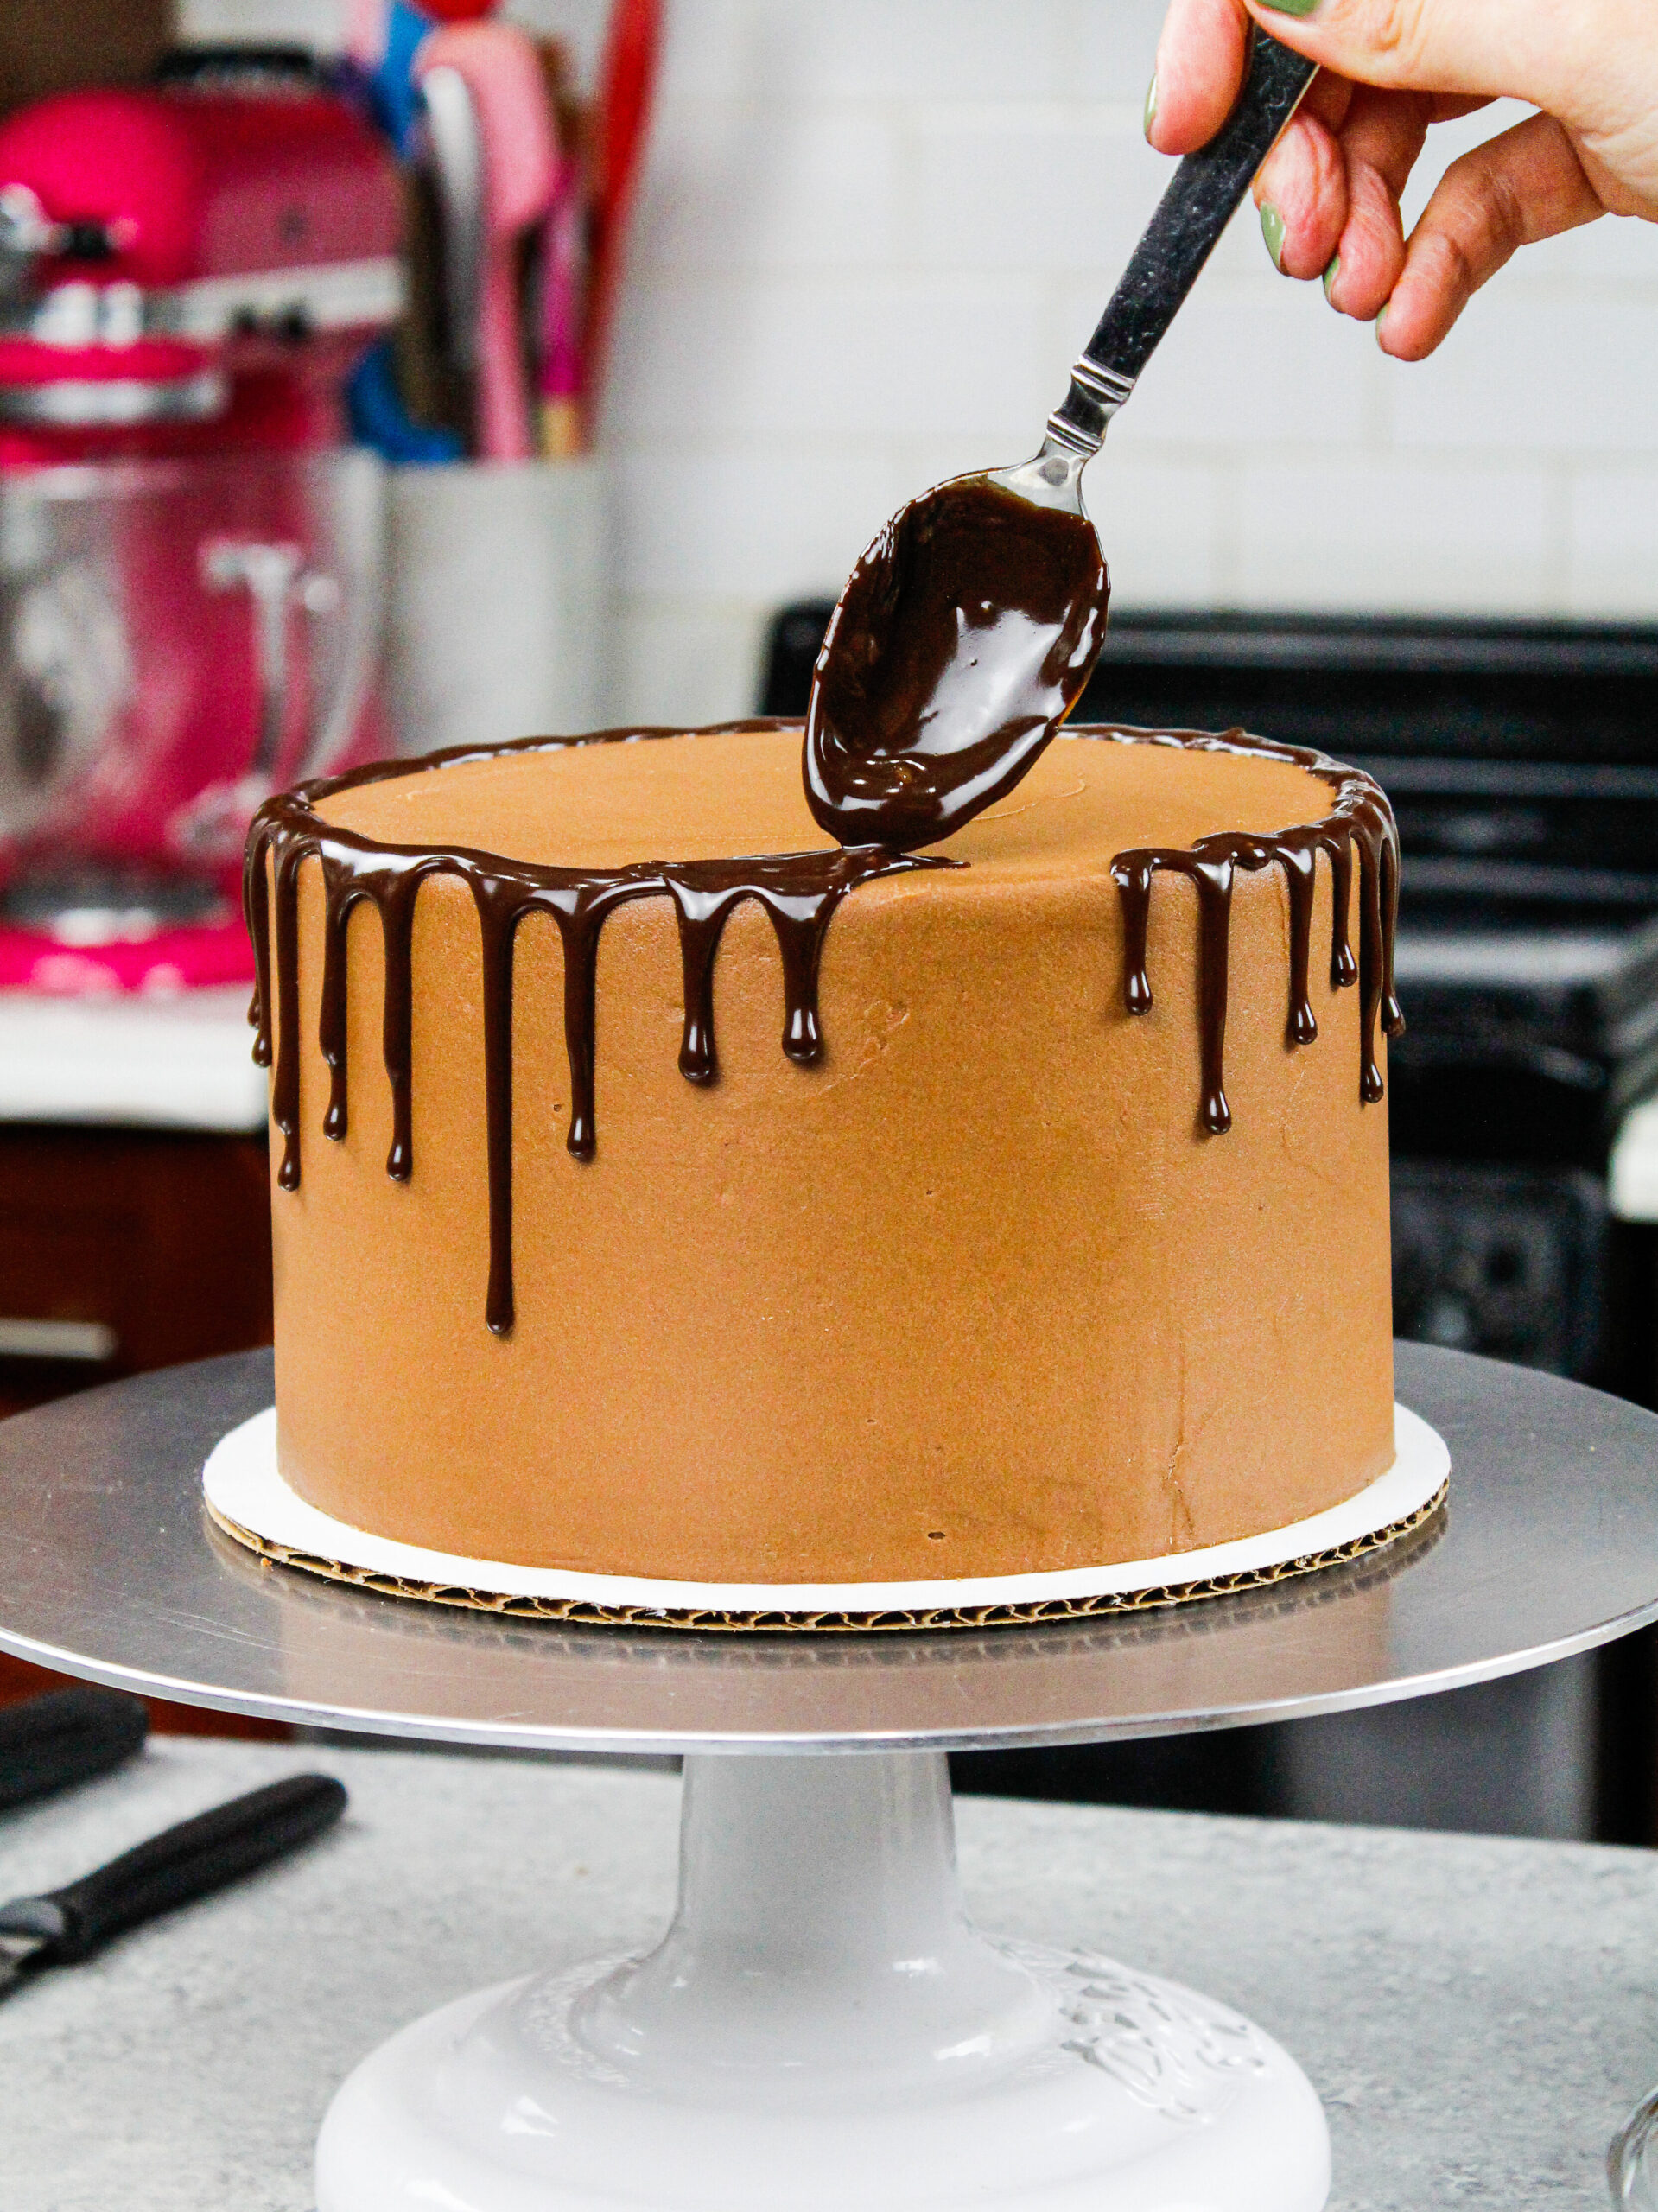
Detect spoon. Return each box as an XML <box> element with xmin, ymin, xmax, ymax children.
<box><xmin>804</xmin><ymin>30</ymin><xmax>1318</xmax><ymax>853</ymax></box>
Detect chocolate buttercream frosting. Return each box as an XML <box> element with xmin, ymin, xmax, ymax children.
<box><xmin>246</xmin><ymin>728</ymin><xmax>945</xmax><ymax>1333</ymax></box>
<box><xmin>245</xmin><ymin>721</ymin><xmax>1401</xmax><ymax>1339</ymax></box>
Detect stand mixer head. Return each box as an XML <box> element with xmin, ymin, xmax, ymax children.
<box><xmin>0</xmin><ymin>54</ymin><xmax>403</xmax><ymax>987</ymax></box>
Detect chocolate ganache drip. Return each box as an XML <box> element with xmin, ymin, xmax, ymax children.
<box><xmin>1106</xmin><ymin>728</ymin><xmax>1404</xmax><ymax>1137</ymax></box>
<box><xmin>245</xmin><ymin>720</ymin><xmax>1401</xmax><ymax>1335</ymax></box>
<box><xmin>245</xmin><ymin>723</ymin><xmax>945</xmax><ymax>1335</ymax></box>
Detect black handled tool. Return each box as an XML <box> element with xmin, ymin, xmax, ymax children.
<box><xmin>0</xmin><ymin>1771</ymin><xmax>346</xmax><ymax>1993</ymax></box>
<box><xmin>0</xmin><ymin>1687</ymin><xmax>149</xmax><ymax>1815</ymax></box>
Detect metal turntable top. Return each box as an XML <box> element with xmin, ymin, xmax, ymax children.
<box><xmin>0</xmin><ymin>1344</ymin><xmax>1655</xmax><ymax>1756</ymax></box>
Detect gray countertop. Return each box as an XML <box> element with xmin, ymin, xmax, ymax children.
<box><xmin>0</xmin><ymin>1737</ymin><xmax>1653</xmax><ymax>2210</ymax></box>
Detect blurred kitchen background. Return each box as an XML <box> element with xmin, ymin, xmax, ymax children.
<box><xmin>2</xmin><ymin>0</ymin><xmax>1657</xmax><ymax>1844</ymax></box>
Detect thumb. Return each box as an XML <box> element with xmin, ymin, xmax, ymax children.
<box><xmin>1243</xmin><ymin>0</ymin><xmax>1587</xmax><ymax>112</ymax></box>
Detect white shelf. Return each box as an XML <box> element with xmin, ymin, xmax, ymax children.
<box><xmin>0</xmin><ymin>988</ymin><xmax>267</xmax><ymax>1134</ymax></box>
<box><xmin>1610</xmin><ymin>1096</ymin><xmax>1658</xmax><ymax>1223</ymax></box>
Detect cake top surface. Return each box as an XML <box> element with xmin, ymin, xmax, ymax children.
<box><xmin>315</xmin><ymin>722</ymin><xmax>1338</xmax><ymax>877</ymax></box>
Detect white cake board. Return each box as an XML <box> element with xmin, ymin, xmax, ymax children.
<box><xmin>203</xmin><ymin>1402</ymin><xmax>1449</xmax><ymax>1633</ymax></box>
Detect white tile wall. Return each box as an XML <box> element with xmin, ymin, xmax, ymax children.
<box><xmin>613</xmin><ymin>446</ymin><xmax>909</xmax><ymax>600</ymax></box>
<box><xmin>1236</xmin><ymin>454</ymin><xmax>1557</xmax><ymax>614</ymax></box>
<box><xmin>181</xmin><ymin>0</ymin><xmax>346</xmax><ymax>47</ymax></box>
<box><xmin>912</xmin><ymin>109</ymin><xmax>1157</xmax><ymax>274</ymax></box>
<box><xmin>181</xmin><ymin>0</ymin><xmax>1658</xmax><ymax>722</ymax></box>
<box><xmin>1568</xmin><ymin>468</ymin><xmax>1658</xmax><ymax>618</ymax></box>
<box><xmin>1389</xmin><ymin>296</ymin><xmax>1658</xmax><ymax>456</ymax></box>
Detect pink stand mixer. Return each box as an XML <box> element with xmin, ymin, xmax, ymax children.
<box><xmin>0</xmin><ymin>51</ymin><xmax>402</xmax><ymax>992</ymax></box>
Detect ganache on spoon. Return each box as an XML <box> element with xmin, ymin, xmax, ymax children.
<box><xmin>804</xmin><ymin>476</ymin><xmax>1109</xmax><ymax>854</ymax></box>
<box><xmin>805</xmin><ymin>29</ymin><xmax>1318</xmax><ymax>854</ymax></box>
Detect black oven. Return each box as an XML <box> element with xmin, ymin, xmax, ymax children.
<box><xmin>759</xmin><ymin>605</ymin><xmax>1658</xmax><ymax>1843</ymax></box>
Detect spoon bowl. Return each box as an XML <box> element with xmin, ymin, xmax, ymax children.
<box><xmin>803</xmin><ymin>460</ymin><xmax>1108</xmax><ymax>853</ymax></box>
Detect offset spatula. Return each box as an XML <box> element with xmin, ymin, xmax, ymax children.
<box><xmin>0</xmin><ymin>1772</ymin><xmax>346</xmax><ymax>1999</ymax></box>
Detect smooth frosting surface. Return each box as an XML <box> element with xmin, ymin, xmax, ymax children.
<box><xmin>319</xmin><ymin>724</ymin><xmax>1336</xmax><ymax>880</ymax></box>
<box><xmin>265</xmin><ymin>721</ymin><xmax>1398</xmax><ymax>1585</ymax></box>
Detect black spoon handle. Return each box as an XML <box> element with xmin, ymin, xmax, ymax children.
<box><xmin>0</xmin><ymin>1773</ymin><xmax>346</xmax><ymax>1963</ymax></box>
<box><xmin>1049</xmin><ymin>31</ymin><xmax>1318</xmax><ymax>454</ymax></box>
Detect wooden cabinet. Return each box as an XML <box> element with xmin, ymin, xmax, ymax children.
<box><xmin>0</xmin><ymin>1126</ymin><xmax>272</xmax><ymax>1414</ymax></box>
<box><xmin>0</xmin><ymin>0</ymin><xmax>172</xmax><ymax>115</ymax></box>
<box><xmin>0</xmin><ymin>1125</ymin><xmax>283</xmax><ymax>1734</ymax></box>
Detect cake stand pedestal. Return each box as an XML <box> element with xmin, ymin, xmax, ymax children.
<box><xmin>2</xmin><ymin>1344</ymin><xmax>1656</xmax><ymax>2212</ymax></box>
<box><xmin>318</xmin><ymin>1750</ymin><xmax>1324</xmax><ymax>2211</ymax></box>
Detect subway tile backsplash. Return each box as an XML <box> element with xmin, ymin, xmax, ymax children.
<box><xmin>183</xmin><ymin>0</ymin><xmax>1658</xmax><ymax>726</ymax></box>
<box><xmin>1236</xmin><ymin>455</ymin><xmax>1558</xmax><ymax>617</ymax></box>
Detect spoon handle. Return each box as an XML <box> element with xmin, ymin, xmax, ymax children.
<box><xmin>1047</xmin><ymin>32</ymin><xmax>1318</xmax><ymax>460</ymax></box>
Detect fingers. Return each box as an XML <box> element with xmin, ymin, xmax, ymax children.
<box><xmin>1253</xmin><ymin>85</ymin><xmax>1496</xmax><ymax>319</ymax></box>
<box><xmin>1253</xmin><ymin>82</ymin><xmax>1356</xmax><ymax>280</ymax></box>
<box><xmin>1240</xmin><ymin>0</ymin><xmax>1561</xmax><ymax>110</ymax></box>
<box><xmin>1147</xmin><ymin>0</ymin><xmax>1251</xmax><ymax>154</ymax></box>
<box><xmin>1145</xmin><ymin>0</ymin><xmax>1620</xmax><ymax>365</ymax></box>
<box><xmin>1315</xmin><ymin>86</ymin><xmax>1435</xmax><ymax>315</ymax></box>
<box><xmin>1152</xmin><ymin>0</ymin><xmax>1638</xmax><ymax>192</ymax></box>
<box><xmin>1377</xmin><ymin>111</ymin><xmax>1608</xmax><ymax>358</ymax></box>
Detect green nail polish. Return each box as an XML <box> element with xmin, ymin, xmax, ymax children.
<box><xmin>1259</xmin><ymin>203</ymin><xmax>1286</xmax><ymax>271</ymax></box>
<box><xmin>1257</xmin><ymin>0</ymin><xmax>1321</xmax><ymax>16</ymax></box>
<box><xmin>1375</xmin><ymin>301</ymin><xmax>1390</xmax><ymax>343</ymax></box>
<box><xmin>1322</xmin><ymin>253</ymin><xmax>1341</xmax><ymax>304</ymax></box>
<box><xmin>1143</xmin><ymin>70</ymin><xmax>1158</xmax><ymax>140</ymax></box>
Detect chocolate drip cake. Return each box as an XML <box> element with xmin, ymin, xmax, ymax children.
<box><xmin>247</xmin><ymin>719</ymin><xmax>1401</xmax><ymax>1586</ymax></box>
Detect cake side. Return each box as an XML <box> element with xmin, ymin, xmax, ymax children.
<box><xmin>258</xmin><ymin>722</ymin><xmax>1398</xmax><ymax>1583</ymax></box>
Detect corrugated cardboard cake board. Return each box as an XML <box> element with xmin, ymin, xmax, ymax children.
<box><xmin>204</xmin><ymin>1405</ymin><xmax>1450</xmax><ymax>1635</ymax></box>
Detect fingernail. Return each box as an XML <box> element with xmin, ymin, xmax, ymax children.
<box><xmin>1143</xmin><ymin>70</ymin><xmax>1158</xmax><ymax>140</ymax></box>
<box><xmin>1375</xmin><ymin>300</ymin><xmax>1390</xmax><ymax>346</ymax></box>
<box><xmin>1257</xmin><ymin>0</ymin><xmax>1322</xmax><ymax>15</ymax></box>
<box><xmin>1322</xmin><ymin>253</ymin><xmax>1341</xmax><ymax>305</ymax></box>
<box><xmin>1259</xmin><ymin>202</ymin><xmax>1286</xmax><ymax>271</ymax></box>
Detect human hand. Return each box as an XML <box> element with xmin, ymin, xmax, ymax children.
<box><xmin>1146</xmin><ymin>0</ymin><xmax>1658</xmax><ymax>358</ymax></box>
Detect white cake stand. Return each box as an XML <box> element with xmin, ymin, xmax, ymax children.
<box><xmin>2</xmin><ymin>1343</ymin><xmax>1656</xmax><ymax>2212</ymax></box>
